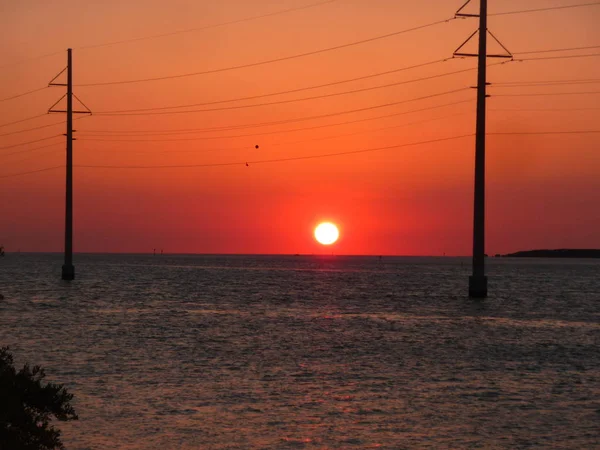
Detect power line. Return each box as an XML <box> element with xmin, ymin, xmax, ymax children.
<box><xmin>0</xmin><ymin>120</ymin><xmax>66</xmax><ymax>138</ymax></box>
<box><xmin>75</xmin><ymin>18</ymin><xmax>455</xmax><ymax>87</ymax></box>
<box><xmin>78</xmin><ymin>88</ymin><xmax>471</xmax><ymax>141</ymax></box>
<box><xmin>0</xmin><ymin>114</ymin><xmax>48</xmax><ymax>130</ymax></box>
<box><xmin>2</xmin><ymin>142</ymin><xmax>65</xmax><ymax>158</ymax></box>
<box><xmin>490</xmin><ymin>107</ymin><xmax>600</xmax><ymax>112</ymax></box>
<box><xmin>94</xmin><ymin>66</ymin><xmax>477</xmax><ymax>116</ymax></box>
<box><xmin>0</xmin><ymin>51</ymin><xmax>64</xmax><ymax>70</ymax></box>
<box><xmin>0</xmin><ymin>0</ymin><xmax>341</xmax><ymax>69</ymax></box>
<box><xmin>82</xmin><ymin>96</ymin><xmax>472</xmax><ymax>136</ymax></box>
<box><xmin>0</xmin><ymin>135</ymin><xmax>63</xmax><ymax>151</ymax></box>
<box><xmin>2</xmin><ymin>143</ymin><xmax>63</xmax><ymax>161</ymax></box>
<box><xmin>0</xmin><ymin>165</ymin><xmax>62</xmax><ymax>180</ymax></box>
<box><xmin>74</xmin><ymin>134</ymin><xmax>474</xmax><ymax>169</ymax></box>
<box><xmin>79</xmin><ymin>99</ymin><xmax>472</xmax><ymax>137</ymax></box>
<box><xmin>6</xmin><ymin>2</ymin><xmax>597</xmax><ymax>71</ymax></box>
<box><xmin>95</xmin><ymin>59</ymin><xmax>449</xmax><ymax>113</ymax></box>
<box><xmin>0</xmin><ymin>87</ymin><xmax>48</xmax><ymax>103</ymax></box>
<box><xmin>493</xmin><ymin>82</ymin><xmax>600</xmax><ymax>88</ymax></box>
<box><xmin>493</xmin><ymin>78</ymin><xmax>600</xmax><ymax>86</ymax></box>
<box><xmin>513</xmin><ymin>45</ymin><xmax>600</xmax><ymax>55</ymax></box>
<box><xmin>6</xmin><ymin>131</ymin><xmax>595</xmax><ymax>179</ymax></box>
<box><xmin>494</xmin><ymin>91</ymin><xmax>600</xmax><ymax>97</ymax></box>
<box><xmin>519</xmin><ymin>53</ymin><xmax>600</xmax><ymax>61</ymax></box>
<box><xmin>490</xmin><ymin>2</ymin><xmax>600</xmax><ymax>16</ymax></box>
<box><xmin>0</xmin><ymin>115</ymin><xmax>89</xmax><ymax>139</ymax></box>
<box><xmin>489</xmin><ymin>130</ymin><xmax>600</xmax><ymax>136</ymax></box>
<box><xmin>491</xmin><ymin>80</ymin><xmax>600</xmax><ymax>89</ymax></box>
<box><xmin>78</xmin><ymin>0</ymin><xmax>341</xmax><ymax>50</ymax></box>
<box><xmin>76</xmin><ymin>125</ymin><xmax>600</xmax><ymax>159</ymax></box>
<box><xmin>76</xmin><ymin>109</ymin><xmax>473</xmax><ymax>155</ymax></box>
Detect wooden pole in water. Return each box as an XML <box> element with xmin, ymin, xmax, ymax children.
<box><xmin>62</xmin><ymin>48</ymin><xmax>75</xmax><ymax>281</ymax></box>
<box><xmin>468</xmin><ymin>0</ymin><xmax>488</xmax><ymax>298</ymax></box>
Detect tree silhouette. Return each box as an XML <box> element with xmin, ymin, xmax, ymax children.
<box><xmin>0</xmin><ymin>347</ymin><xmax>78</xmax><ymax>449</ymax></box>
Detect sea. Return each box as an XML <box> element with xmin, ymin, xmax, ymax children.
<box><xmin>1</xmin><ymin>253</ymin><xmax>599</xmax><ymax>449</ymax></box>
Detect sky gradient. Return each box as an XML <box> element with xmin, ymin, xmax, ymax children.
<box><xmin>1</xmin><ymin>0</ymin><xmax>599</xmax><ymax>255</ymax></box>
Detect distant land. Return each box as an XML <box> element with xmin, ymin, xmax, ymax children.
<box><xmin>497</xmin><ymin>249</ymin><xmax>600</xmax><ymax>258</ymax></box>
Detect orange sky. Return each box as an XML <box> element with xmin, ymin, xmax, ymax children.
<box><xmin>1</xmin><ymin>0</ymin><xmax>599</xmax><ymax>255</ymax></box>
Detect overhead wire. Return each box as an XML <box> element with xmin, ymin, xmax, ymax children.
<box><xmin>93</xmin><ymin>65</ymin><xmax>478</xmax><ymax>116</ymax></box>
<box><xmin>489</xmin><ymin>2</ymin><xmax>600</xmax><ymax>16</ymax></box>
<box><xmin>75</xmin><ymin>18</ymin><xmax>455</xmax><ymax>87</ymax></box>
<box><xmin>5</xmin><ymin>1</ymin><xmax>598</xmax><ymax>70</ymax></box>
<box><xmin>0</xmin><ymin>0</ymin><xmax>342</xmax><ymax>68</ymax></box>
<box><xmin>95</xmin><ymin>59</ymin><xmax>450</xmax><ymax>113</ymax></box>
<box><xmin>78</xmin><ymin>0</ymin><xmax>342</xmax><ymax>50</ymax></box>
<box><xmin>0</xmin><ymin>135</ymin><xmax>63</xmax><ymax>151</ymax></box>
<box><xmin>494</xmin><ymin>91</ymin><xmax>600</xmax><ymax>97</ymax></box>
<box><xmin>0</xmin><ymin>50</ymin><xmax>64</xmax><ymax>70</ymax></box>
<box><xmin>489</xmin><ymin>130</ymin><xmax>600</xmax><ymax>136</ymax></box>
<box><xmin>2</xmin><ymin>142</ymin><xmax>65</xmax><ymax>158</ymax></box>
<box><xmin>77</xmin><ymin>108</ymin><xmax>474</xmax><ymax>156</ymax></box>
<box><xmin>71</xmin><ymin>129</ymin><xmax>600</xmax><ymax>167</ymax></box>
<box><xmin>0</xmin><ymin>120</ymin><xmax>66</xmax><ymax>138</ymax></box>
<box><xmin>513</xmin><ymin>45</ymin><xmax>600</xmax><ymax>55</ymax></box>
<box><xmin>1</xmin><ymin>5</ymin><xmax>598</xmax><ymax>180</ymax></box>
<box><xmin>493</xmin><ymin>82</ymin><xmax>600</xmax><ymax>88</ymax></box>
<box><xmin>74</xmin><ymin>134</ymin><xmax>475</xmax><ymax>170</ymax></box>
<box><xmin>78</xmin><ymin>99</ymin><xmax>473</xmax><ymax>138</ymax></box>
<box><xmin>6</xmin><ymin>129</ymin><xmax>593</xmax><ymax>179</ymax></box>
<box><xmin>518</xmin><ymin>53</ymin><xmax>600</xmax><ymax>61</ymax></box>
<box><xmin>0</xmin><ymin>87</ymin><xmax>48</xmax><ymax>103</ymax></box>
<box><xmin>0</xmin><ymin>165</ymin><xmax>62</xmax><ymax>180</ymax></box>
<box><xmin>87</xmin><ymin>51</ymin><xmax>600</xmax><ymax>116</ymax></box>
<box><xmin>77</xmin><ymin>87</ymin><xmax>471</xmax><ymax>141</ymax></box>
<box><xmin>492</xmin><ymin>78</ymin><xmax>600</xmax><ymax>87</ymax></box>
<box><xmin>490</xmin><ymin>107</ymin><xmax>600</xmax><ymax>112</ymax></box>
<box><xmin>0</xmin><ymin>114</ymin><xmax>49</xmax><ymax>130</ymax></box>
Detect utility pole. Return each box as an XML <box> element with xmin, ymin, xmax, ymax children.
<box><xmin>48</xmin><ymin>49</ymin><xmax>91</xmax><ymax>281</ymax></box>
<box><xmin>471</xmin><ymin>0</ymin><xmax>488</xmax><ymax>298</ymax></box>
<box><xmin>63</xmin><ymin>48</ymin><xmax>74</xmax><ymax>280</ymax></box>
<box><xmin>453</xmin><ymin>0</ymin><xmax>512</xmax><ymax>298</ymax></box>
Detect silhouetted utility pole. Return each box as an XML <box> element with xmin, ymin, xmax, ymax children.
<box><xmin>48</xmin><ymin>49</ymin><xmax>91</xmax><ymax>280</ymax></box>
<box><xmin>453</xmin><ymin>0</ymin><xmax>512</xmax><ymax>298</ymax></box>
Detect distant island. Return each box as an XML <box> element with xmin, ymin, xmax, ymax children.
<box><xmin>497</xmin><ymin>249</ymin><xmax>600</xmax><ymax>258</ymax></box>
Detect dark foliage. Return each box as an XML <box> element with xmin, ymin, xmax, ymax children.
<box><xmin>500</xmin><ymin>249</ymin><xmax>600</xmax><ymax>258</ymax></box>
<box><xmin>0</xmin><ymin>347</ymin><xmax>78</xmax><ymax>450</ymax></box>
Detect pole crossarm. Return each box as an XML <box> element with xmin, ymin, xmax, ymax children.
<box><xmin>455</xmin><ymin>0</ymin><xmax>472</xmax><ymax>16</ymax></box>
<box><xmin>49</xmin><ymin>110</ymin><xmax>92</xmax><ymax>114</ymax></box>
<box><xmin>488</xmin><ymin>30</ymin><xmax>513</xmax><ymax>58</ymax></box>
<box><xmin>73</xmin><ymin>94</ymin><xmax>92</xmax><ymax>114</ymax></box>
<box><xmin>47</xmin><ymin>94</ymin><xmax>66</xmax><ymax>112</ymax></box>
<box><xmin>47</xmin><ymin>66</ymin><xmax>92</xmax><ymax>115</ymax></box>
<box><xmin>455</xmin><ymin>0</ymin><xmax>479</xmax><ymax>17</ymax></box>
<box><xmin>48</xmin><ymin>67</ymin><xmax>67</xmax><ymax>86</ymax></box>
<box><xmin>453</xmin><ymin>30</ymin><xmax>513</xmax><ymax>59</ymax></box>
<box><xmin>455</xmin><ymin>53</ymin><xmax>513</xmax><ymax>58</ymax></box>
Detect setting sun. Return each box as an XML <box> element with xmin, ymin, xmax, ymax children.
<box><xmin>314</xmin><ymin>222</ymin><xmax>339</xmax><ymax>246</ymax></box>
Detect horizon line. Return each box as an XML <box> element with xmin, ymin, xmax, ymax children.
<box><xmin>4</xmin><ymin>251</ymin><xmax>475</xmax><ymax>258</ymax></box>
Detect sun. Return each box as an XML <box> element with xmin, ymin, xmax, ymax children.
<box><xmin>314</xmin><ymin>222</ymin><xmax>339</xmax><ymax>245</ymax></box>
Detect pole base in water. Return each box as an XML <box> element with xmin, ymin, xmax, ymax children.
<box><xmin>62</xmin><ymin>264</ymin><xmax>75</xmax><ymax>281</ymax></box>
<box><xmin>469</xmin><ymin>275</ymin><xmax>487</xmax><ymax>298</ymax></box>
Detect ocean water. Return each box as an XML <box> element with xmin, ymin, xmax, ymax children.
<box><xmin>1</xmin><ymin>254</ymin><xmax>599</xmax><ymax>449</ymax></box>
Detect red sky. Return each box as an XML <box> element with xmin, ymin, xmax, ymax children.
<box><xmin>1</xmin><ymin>0</ymin><xmax>599</xmax><ymax>255</ymax></box>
